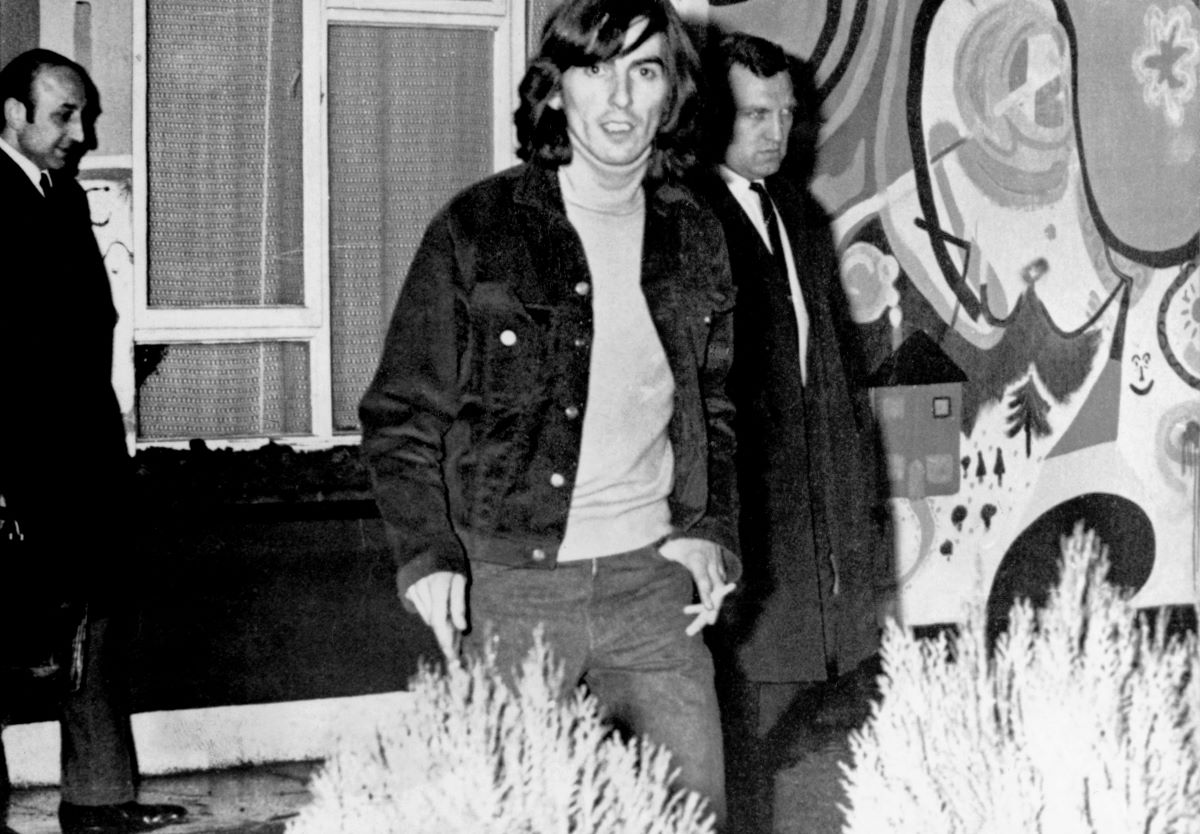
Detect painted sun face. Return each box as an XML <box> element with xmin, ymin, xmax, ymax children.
<box><xmin>1130</xmin><ymin>352</ymin><xmax>1155</xmax><ymax>396</ymax></box>
<box><xmin>1159</xmin><ymin>261</ymin><xmax>1200</xmax><ymax>388</ymax></box>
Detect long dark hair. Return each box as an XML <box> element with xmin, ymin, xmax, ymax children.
<box><xmin>515</xmin><ymin>0</ymin><xmax>702</xmax><ymax>180</ymax></box>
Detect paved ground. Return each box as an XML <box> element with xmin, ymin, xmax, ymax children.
<box><xmin>6</xmin><ymin>727</ymin><xmax>855</xmax><ymax>834</ymax></box>
<box><xmin>7</xmin><ymin>671</ymin><xmax>863</xmax><ymax>834</ymax></box>
<box><xmin>5</xmin><ymin>761</ymin><xmax>313</xmax><ymax>834</ymax></box>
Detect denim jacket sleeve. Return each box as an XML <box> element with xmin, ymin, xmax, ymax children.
<box><xmin>359</xmin><ymin>207</ymin><xmax>469</xmax><ymax>599</ymax></box>
<box><xmin>679</xmin><ymin>203</ymin><xmax>742</xmax><ymax>583</ymax></box>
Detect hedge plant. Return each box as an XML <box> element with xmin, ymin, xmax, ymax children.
<box><xmin>286</xmin><ymin>631</ymin><xmax>715</xmax><ymax>834</ymax></box>
<box><xmin>841</xmin><ymin>524</ymin><xmax>1200</xmax><ymax>833</ymax></box>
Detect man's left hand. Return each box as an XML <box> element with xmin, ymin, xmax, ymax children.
<box><xmin>658</xmin><ymin>537</ymin><xmax>736</xmax><ymax>636</ymax></box>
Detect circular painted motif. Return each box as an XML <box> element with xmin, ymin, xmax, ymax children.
<box><xmin>1158</xmin><ymin>260</ymin><xmax>1200</xmax><ymax>389</ymax></box>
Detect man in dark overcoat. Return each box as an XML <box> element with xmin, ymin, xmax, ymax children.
<box><xmin>0</xmin><ymin>49</ymin><xmax>186</xmax><ymax>834</ymax></box>
<box><xmin>690</xmin><ymin>31</ymin><xmax>888</xmax><ymax>755</ymax></box>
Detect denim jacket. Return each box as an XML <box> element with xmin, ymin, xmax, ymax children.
<box><xmin>360</xmin><ymin>163</ymin><xmax>740</xmax><ymax>597</ymax></box>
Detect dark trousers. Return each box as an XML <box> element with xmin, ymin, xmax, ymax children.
<box><xmin>1</xmin><ymin>615</ymin><xmax>136</xmax><ymax>811</ymax></box>
<box><xmin>465</xmin><ymin>546</ymin><xmax>726</xmax><ymax>825</ymax></box>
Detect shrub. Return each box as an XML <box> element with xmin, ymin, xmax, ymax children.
<box><xmin>841</xmin><ymin>524</ymin><xmax>1200</xmax><ymax>833</ymax></box>
<box><xmin>286</xmin><ymin>631</ymin><xmax>716</xmax><ymax>834</ymax></box>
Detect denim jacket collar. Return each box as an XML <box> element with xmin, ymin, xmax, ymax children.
<box><xmin>511</xmin><ymin>162</ymin><xmax>696</xmax><ymax>222</ymax></box>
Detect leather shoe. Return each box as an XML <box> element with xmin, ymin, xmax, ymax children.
<box><xmin>59</xmin><ymin>801</ymin><xmax>187</xmax><ymax>833</ymax></box>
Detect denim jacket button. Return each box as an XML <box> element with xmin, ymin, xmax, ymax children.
<box><xmin>574</xmin><ymin>281</ymin><xmax>591</xmax><ymax>296</ymax></box>
<box><xmin>564</xmin><ymin>405</ymin><xmax>580</xmax><ymax>419</ymax></box>
<box><xmin>549</xmin><ymin>472</ymin><xmax>566</xmax><ymax>488</ymax></box>
<box><xmin>531</xmin><ymin>548</ymin><xmax>547</xmax><ymax>562</ymax></box>
<box><xmin>499</xmin><ymin>329</ymin><xmax>518</xmax><ymax>346</ymax></box>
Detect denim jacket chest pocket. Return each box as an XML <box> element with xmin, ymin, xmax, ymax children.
<box><xmin>468</xmin><ymin>281</ymin><xmax>553</xmax><ymax>409</ymax></box>
<box><xmin>690</xmin><ymin>286</ymin><xmax>736</xmax><ymax>370</ymax></box>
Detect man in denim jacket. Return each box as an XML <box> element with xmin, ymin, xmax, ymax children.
<box><xmin>360</xmin><ymin>0</ymin><xmax>738</xmax><ymax>821</ymax></box>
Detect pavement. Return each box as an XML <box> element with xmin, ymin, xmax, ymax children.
<box><xmin>5</xmin><ymin>730</ymin><xmax>854</xmax><ymax>834</ymax></box>
<box><xmin>5</xmin><ymin>761</ymin><xmax>315</xmax><ymax>834</ymax></box>
<box><xmin>5</xmin><ymin>724</ymin><xmax>856</xmax><ymax>834</ymax></box>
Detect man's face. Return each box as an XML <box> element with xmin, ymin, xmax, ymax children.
<box><xmin>553</xmin><ymin>18</ymin><xmax>670</xmax><ymax>167</ymax></box>
<box><xmin>723</xmin><ymin>64</ymin><xmax>795</xmax><ymax>181</ymax></box>
<box><xmin>7</xmin><ymin>65</ymin><xmax>89</xmax><ymax>171</ymax></box>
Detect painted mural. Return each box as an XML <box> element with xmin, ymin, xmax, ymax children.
<box><xmin>704</xmin><ymin>0</ymin><xmax>1200</xmax><ymax>624</ymax></box>
<box><xmin>80</xmin><ymin>166</ymin><xmax>137</xmax><ymax>451</ymax></box>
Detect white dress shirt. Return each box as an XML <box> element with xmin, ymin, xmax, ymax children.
<box><xmin>0</xmin><ymin>136</ymin><xmax>49</xmax><ymax>195</ymax></box>
<box><xmin>719</xmin><ymin>164</ymin><xmax>810</xmax><ymax>384</ymax></box>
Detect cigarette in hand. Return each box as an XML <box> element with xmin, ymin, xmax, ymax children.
<box><xmin>683</xmin><ymin>581</ymin><xmax>736</xmax><ymax>636</ymax></box>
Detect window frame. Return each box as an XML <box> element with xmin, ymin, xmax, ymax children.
<box><xmin>129</xmin><ymin>0</ymin><xmax>525</xmax><ymax>449</ymax></box>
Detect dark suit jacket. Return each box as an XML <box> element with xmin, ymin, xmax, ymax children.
<box><xmin>692</xmin><ymin>169</ymin><xmax>887</xmax><ymax>682</ymax></box>
<box><xmin>0</xmin><ymin>150</ymin><xmax>130</xmax><ymax>614</ymax></box>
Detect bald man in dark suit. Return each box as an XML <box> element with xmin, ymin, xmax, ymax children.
<box><xmin>0</xmin><ymin>49</ymin><xmax>186</xmax><ymax>834</ymax></box>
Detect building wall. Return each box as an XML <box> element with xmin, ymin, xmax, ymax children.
<box><xmin>4</xmin><ymin>502</ymin><xmax>441</xmax><ymax>785</ymax></box>
<box><xmin>0</xmin><ymin>0</ymin><xmax>38</xmax><ymax>67</ymax></box>
<box><xmin>8</xmin><ymin>0</ymin><xmax>1199</xmax><ymax>784</ymax></box>
<box><xmin>708</xmin><ymin>0</ymin><xmax>1199</xmax><ymax>625</ymax></box>
<box><xmin>37</xmin><ymin>0</ymin><xmax>131</xmax><ymax>157</ymax></box>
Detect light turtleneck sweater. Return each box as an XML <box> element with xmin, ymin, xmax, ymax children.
<box><xmin>555</xmin><ymin>145</ymin><xmax>675</xmax><ymax>561</ymax></box>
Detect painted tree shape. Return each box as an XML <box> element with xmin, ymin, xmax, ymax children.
<box><xmin>1005</xmin><ymin>379</ymin><xmax>1051</xmax><ymax>457</ymax></box>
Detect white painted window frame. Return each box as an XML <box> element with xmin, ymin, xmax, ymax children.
<box><xmin>130</xmin><ymin>0</ymin><xmax>525</xmax><ymax>449</ymax></box>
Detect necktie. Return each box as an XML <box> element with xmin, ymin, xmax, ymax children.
<box><xmin>39</xmin><ymin>171</ymin><xmax>53</xmax><ymax>198</ymax></box>
<box><xmin>749</xmin><ymin>180</ymin><xmax>810</xmax><ymax>384</ymax></box>
<box><xmin>749</xmin><ymin>181</ymin><xmax>788</xmax><ymax>279</ymax></box>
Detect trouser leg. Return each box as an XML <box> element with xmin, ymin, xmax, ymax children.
<box><xmin>465</xmin><ymin>549</ymin><xmax>727</xmax><ymax>826</ymax></box>
<box><xmin>59</xmin><ymin>616</ymin><xmax>136</xmax><ymax>806</ymax></box>
<box><xmin>584</xmin><ymin>549</ymin><xmax>726</xmax><ymax>826</ymax></box>
<box><xmin>461</xmin><ymin>560</ymin><xmax>592</xmax><ymax>690</ymax></box>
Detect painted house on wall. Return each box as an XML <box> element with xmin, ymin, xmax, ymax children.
<box><xmin>867</xmin><ymin>331</ymin><xmax>967</xmax><ymax>501</ymax></box>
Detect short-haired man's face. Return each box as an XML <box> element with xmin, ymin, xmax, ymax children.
<box><xmin>723</xmin><ymin>63</ymin><xmax>795</xmax><ymax>181</ymax></box>
<box><xmin>4</xmin><ymin>64</ymin><xmax>89</xmax><ymax>171</ymax></box>
<box><xmin>551</xmin><ymin>17</ymin><xmax>670</xmax><ymax>168</ymax></box>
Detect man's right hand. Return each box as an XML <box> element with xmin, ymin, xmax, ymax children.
<box><xmin>401</xmin><ymin>571</ymin><xmax>468</xmax><ymax>663</ymax></box>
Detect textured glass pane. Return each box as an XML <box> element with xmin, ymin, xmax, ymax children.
<box><xmin>146</xmin><ymin>1</ymin><xmax>305</xmax><ymax>307</ymax></box>
<box><xmin>528</xmin><ymin>0</ymin><xmax>560</xmax><ymax>54</ymax></box>
<box><xmin>137</xmin><ymin>342</ymin><xmax>310</xmax><ymax>440</ymax></box>
<box><xmin>327</xmin><ymin>25</ymin><xmax>493</xmax><ymax>433</ymax></box>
